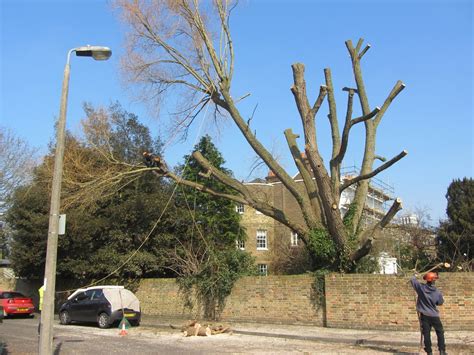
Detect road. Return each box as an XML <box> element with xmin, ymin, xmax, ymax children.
<box><xmin>0</xmin><ymin>317</ymin><xmax>417</xmax><ymax>354</ymax></box>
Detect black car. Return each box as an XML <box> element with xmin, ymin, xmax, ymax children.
<box><xmin>58</xmin><ymin>286</ymin><xmax>141</xmax><ymax>329</ymax></box>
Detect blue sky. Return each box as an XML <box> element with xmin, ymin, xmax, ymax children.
<box><xmin>1</xmin><ymin>0</ymin><xmax>472</xmax><ymax>224</ymax></box>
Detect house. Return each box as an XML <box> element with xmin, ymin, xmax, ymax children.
<box><xmin>237</xmin><ymin>166</ymin><xmax>395</xmax><ymax>275</ymax></box>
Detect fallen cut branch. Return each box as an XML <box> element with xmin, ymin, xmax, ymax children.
<box><xmin>174</xmin><ymin>320</ymin><xmax>231</xmax><ymax>336</ymax></box>
<box><xmin>183</xmin><ymin>323</ymin><xmax>211</xmax><ymax>337</ymax></box>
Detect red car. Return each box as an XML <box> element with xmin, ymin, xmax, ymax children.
<box><xmin>0</xmin><ymin>291</ymin><xmax>35</xmax><ymax>317</ymax></box>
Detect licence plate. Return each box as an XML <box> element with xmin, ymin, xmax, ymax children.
<box><xmin>124</xmin><ymin>312</ymin><xmax>135</xmax><ymax>317</ymax></box>
<box><xmin>17</xmin><ymin>308</ymin><xmax>28</xmax><ymax>312</ymax></box>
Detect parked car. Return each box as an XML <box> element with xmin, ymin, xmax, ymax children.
<box><xmin>0</xmin><ymin>291</ymin><xmax>35</xmax><ymax>318</ymax></box>
<box><xmin>58</xmin><ymin>286</ymin><xmax>141</xmax><ymax>329</ymax></box>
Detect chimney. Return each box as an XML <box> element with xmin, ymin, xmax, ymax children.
<box><xmin>265</xmin><ymin>170</ymin><xmax>279</xmax><ymax>183</ymax></box>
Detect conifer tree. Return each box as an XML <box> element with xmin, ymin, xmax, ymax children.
<box><xmin>437</xmin><ymin>178</ymin><xmax>473</xmax><ymax>269</ymax></box>
<box><xmin>174</xmin><ymin>135</ymin><xmax>254</xmax><ymax>320</ymax></box>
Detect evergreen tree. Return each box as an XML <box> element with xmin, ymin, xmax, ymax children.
<box><xmin>175</xmin><ymin>135</ymin><xmax>254</xmax><ymax>320</ymax></box>
<box><xmin>437</xmin><ymin>178</ymin><xmax>473</xmax><ymax>269</ymax></box>
<box><xmin>6</xmin><ymin>104</ymin><xmax>177</xmax><ymax>282</ymax></box>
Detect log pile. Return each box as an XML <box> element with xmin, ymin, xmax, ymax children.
<box><xmin>171</xmin><ymin>320</ymin><xmax>231</xmax><ymax>337</ymax></box>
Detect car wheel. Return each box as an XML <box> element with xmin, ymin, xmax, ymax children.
<box><xmin>59</xmin><ymin>310</ymin><xmax>71</xmax><ymax>325</ymax></box>
<box><xmin>130</xmin><ymin>320</ymin><xmax>140</xmax><ymax>327</ymax></box>
<box><xmin>97</xmin><ymin>312</ymin><xmax>110</xmax><ymax>329</ymax></box>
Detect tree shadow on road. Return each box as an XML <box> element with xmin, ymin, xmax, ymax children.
<box><xmin>53</xmin><ymin>341</ymin><xmax>63</xmax><ymax>355</ymax></box>
<box><xmin>53</xmin><ymin>339</ymin><xmax>84</xmax><ymax>355</ymax></box>
<box><xmin>357</xmin><ymin>344</ymin><xmax>418</xmax><ymax>354</ymax></box>
<box><xmin>0</xmin><ymin>341</ymin><xmax>10</xmax><ymax>355</ymax></box>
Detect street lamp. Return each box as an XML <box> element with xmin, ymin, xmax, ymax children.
<box><xmin>39</xmin><ymin>45</ymin><xmax>111</xmax><ymax>355</ymax></box>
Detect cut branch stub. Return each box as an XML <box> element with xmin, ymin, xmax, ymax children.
<box><xmin>350</xmin><ymin>197</ymin><xmax>403</xmax><ymax>262</ymax></box>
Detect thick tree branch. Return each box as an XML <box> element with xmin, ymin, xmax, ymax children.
<box><xmin>324</xmin><ymin>68</ymin><xmax>341</xmax><ymax>158</ymax></box>
<box><xmin>330</xmin><ymin>88</ymin><xmax>354</xmax><ymax>178</ymax></box>
<box><xmin>359</xmin><ymin>44</ymin><xmax>371</xmax><ymax>59</ymax></box>
<box><xmin>340</xmin><ymin>150</ymin><xmax>408</xmax><ymax>192</ymax></box>
<box><xmin>304</xmin><ymin>145</ymin><xmax>347</xmax><ymax>250</ymax></box>
<box><xmin>350</xmin><ymin>198</ymin><xmax>403</xmax><ymax>262</ymax></box>
<box><xmin>190</xmin><ymin>151</ymin><xmax>311</xmax><ymax>238</ymax></box>
<box><xmin>332</xmin><ymin>104</ymin><xmax>380</xmax><ymax>177</ymax></box>
<box><xmin>324</xmin><ymin>68</ymin><xmax>341</xmax><ymax>196</ymax></box>
<box><xmin>218</xmin><ymin>88</ymin><xmax>320</xmax><ymax>230</ymax></box>
<box><xmin>146</xmin><ymin>150</ymin><xmax>310</xmax><ymax>237</ymax></box>
<box><xmin>374</xmin><ymin>80</ymin><xmax>406</xmax><ymax>127</ymax></box>
<box><xmin>310</xmin><ymin>85</ymin><xmax>328</xmax><ymax>117</ymax></box>
<box><xmin>291</xmin><ymin>64</ymin><xmax>316</xmax><ymax>138</ymax></box>
<box><xmin>216</xmin><ymin>0</ymin><xmax>234</xmax><ymax>82</ymax></box>
<box><xmin>284</xmin><ymin>129</ymin><xmax>324</xmax><ymax>224</ymax></box>
<box><xmin>345</xmin><ymin>39</ymin><xmax>370</xmax><ymax>115</ymax></box>
<box><xmin>291</xmin><ymin>63</ymin><xmax>348</xmax><ymax>248</ymax></box>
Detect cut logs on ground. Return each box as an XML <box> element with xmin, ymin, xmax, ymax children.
<box><xmin>170</xmin><ymin>320</ymin><xmax>231</xmax><ymax>337</ymax></box>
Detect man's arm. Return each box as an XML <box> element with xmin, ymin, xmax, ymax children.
<box><xmin>410</xmin><ymin>275</ymin><xmax>422</xmax><ymax>293</ymax></box>
<box><xmin>437</xmin><ymin>292</ymin><xmax>444</xmax><ymax>306</ymax></box>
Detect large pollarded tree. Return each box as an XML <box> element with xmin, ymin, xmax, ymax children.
<box><xmin>114</xmin><ymin>0</ymin><xmax>407</xmax><ymax>271</ymax></box>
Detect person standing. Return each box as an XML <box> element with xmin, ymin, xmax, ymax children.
<box><xmin>410</xmin><ymin>272</ymin><xmax>446</xmax><ymax>355</ymax></box>
<box><xmin>37</xmin><ymin>284</ymin><xmax>45</xmax><ymax>335</ymax></box>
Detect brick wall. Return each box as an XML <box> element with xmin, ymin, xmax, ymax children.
<box><xmin>135</xmin><ymin>278</ymin><xmax>196</xmax><ymax>320</ymax></box>
<box><xmin>220</xmin><ymin>275</ymin><xmax>324</xmax><ymax>325</ymax></box>
<box><xmin>136</xmin><ymin>275</ymin><xmax>324</xmax><ymax>325</ymax></box>
<box><xmin>136</xmin><ymin>273</ymin><xmax>473</xmax><ymax>330</ymax></box>
<box><xmin>325</xmin><ymin>273</ymin><xmax>474</xmax><ymax>330</ymax></box>
<box><xmin>3</xmin><ymin>272</ymin><xmax>472</xmax><ymax>330</ymax></box>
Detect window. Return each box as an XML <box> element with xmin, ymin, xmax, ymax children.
<box><xmin>235</xmin><ymin>204</ymin><xmax>245</xmax><ymax>214</ymax></box>
<box><xmin>1</xmin><ymin>292</ymin><xmax>25</xmax><ymax>299</ymax></box>
<box><xmin>75</xmin><ymin>292</ymin><xmax>90</xmax><ymax>302</ymax></box>
<box><xmin>256</xmin><ymin>229</ymin><xmax>268</xmax><ymax>250</ymax></box>
<box><xmin>236</xmin><ymin>239</ymin><xmax>245</xmax><ymax>250</ymax></box>
<box><xmin>290</xmin><ymin>231</ymin><xmax>298</xmax><ymax>247</ymax></box>
<box><xmin>90</xmin><ymin>289</ymin><xmax>104</xmax><ymax>300</ymax></box>
<box><xmin>258</xmin><ymin>264</ymin><xmax>268</xmax><ymax>276</ymax></box>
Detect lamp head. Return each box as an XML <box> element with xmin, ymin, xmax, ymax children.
<box><xmin>75</xmin><ymin>45</ymin><xmax>112</xmax><ymax>61</ymax></box>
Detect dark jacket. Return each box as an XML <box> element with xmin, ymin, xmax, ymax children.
<box><xmin>410</xmin><ymin>276</ymin><xmax>444</xmax><ymax>317</ymax></box>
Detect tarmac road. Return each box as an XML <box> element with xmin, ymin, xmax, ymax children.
<box><xmin>0</xmin><ymin>317</ymin><xmax>421</xmax><ymax>354</ymax></box>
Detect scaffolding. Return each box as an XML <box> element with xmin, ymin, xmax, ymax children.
<box><xmin>340</xmin><ymin>166</ymin><xmax>395</xmax><ymax>226</ymax></box>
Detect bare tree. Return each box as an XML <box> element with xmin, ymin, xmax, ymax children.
<box><xmin>114</xmin><ymin>0</ymin><xmax>407</xmax><ymax>270</ymax></box>
<box><xmin>0</xmin><ymin>127</ymin><xmax>37</xmax><ymax>213</ymax></box>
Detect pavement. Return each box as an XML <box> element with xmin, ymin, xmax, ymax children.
<box><xmin>141</xmin><ymin>315</ymin><xmax>474</xmax><ymax>352</ymax></box>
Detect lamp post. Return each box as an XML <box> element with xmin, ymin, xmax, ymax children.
<box><xmin>39</xmin><ymin>45</ymin><xmax>111</xmax><ymax>355</ymax></box>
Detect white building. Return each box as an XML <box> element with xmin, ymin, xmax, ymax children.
<box><xmin>378</xmin><ymin>252</ymin><xmax>398</xmax><ymax>274</ymax></box>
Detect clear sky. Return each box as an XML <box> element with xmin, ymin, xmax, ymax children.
<box><xmin>1</xmin><ymin>0</ymin><xmax>472</xmax><ymax>224</ymax></box>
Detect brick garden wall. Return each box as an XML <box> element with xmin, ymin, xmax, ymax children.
<box><xmin>325</xmin><ymin>273</ymin><xmax>474</xmax><ymax>330</ymax></box>
<box><xmin>2</xmin><ymin>272</ymin><xmax>472</xmax><ymax>330</ymax></box>
<box><xmin>135</xmin><ymin>278</ymin><xmax>196</xmax><ymax>320</ymax></box>
<box><xmin>220</xmin><ymin>275</ymin><xmax>324</xmax><ymax>325</ymax></box>
<box><xmin>137</xmin><ymin>273</ymin><xmax>473</xmax><ymax>330</ymax></box>
<box><xmin>135</xmin><ymin>275</ymin><xmax>324</xmax><ymax>325</ymax></box>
